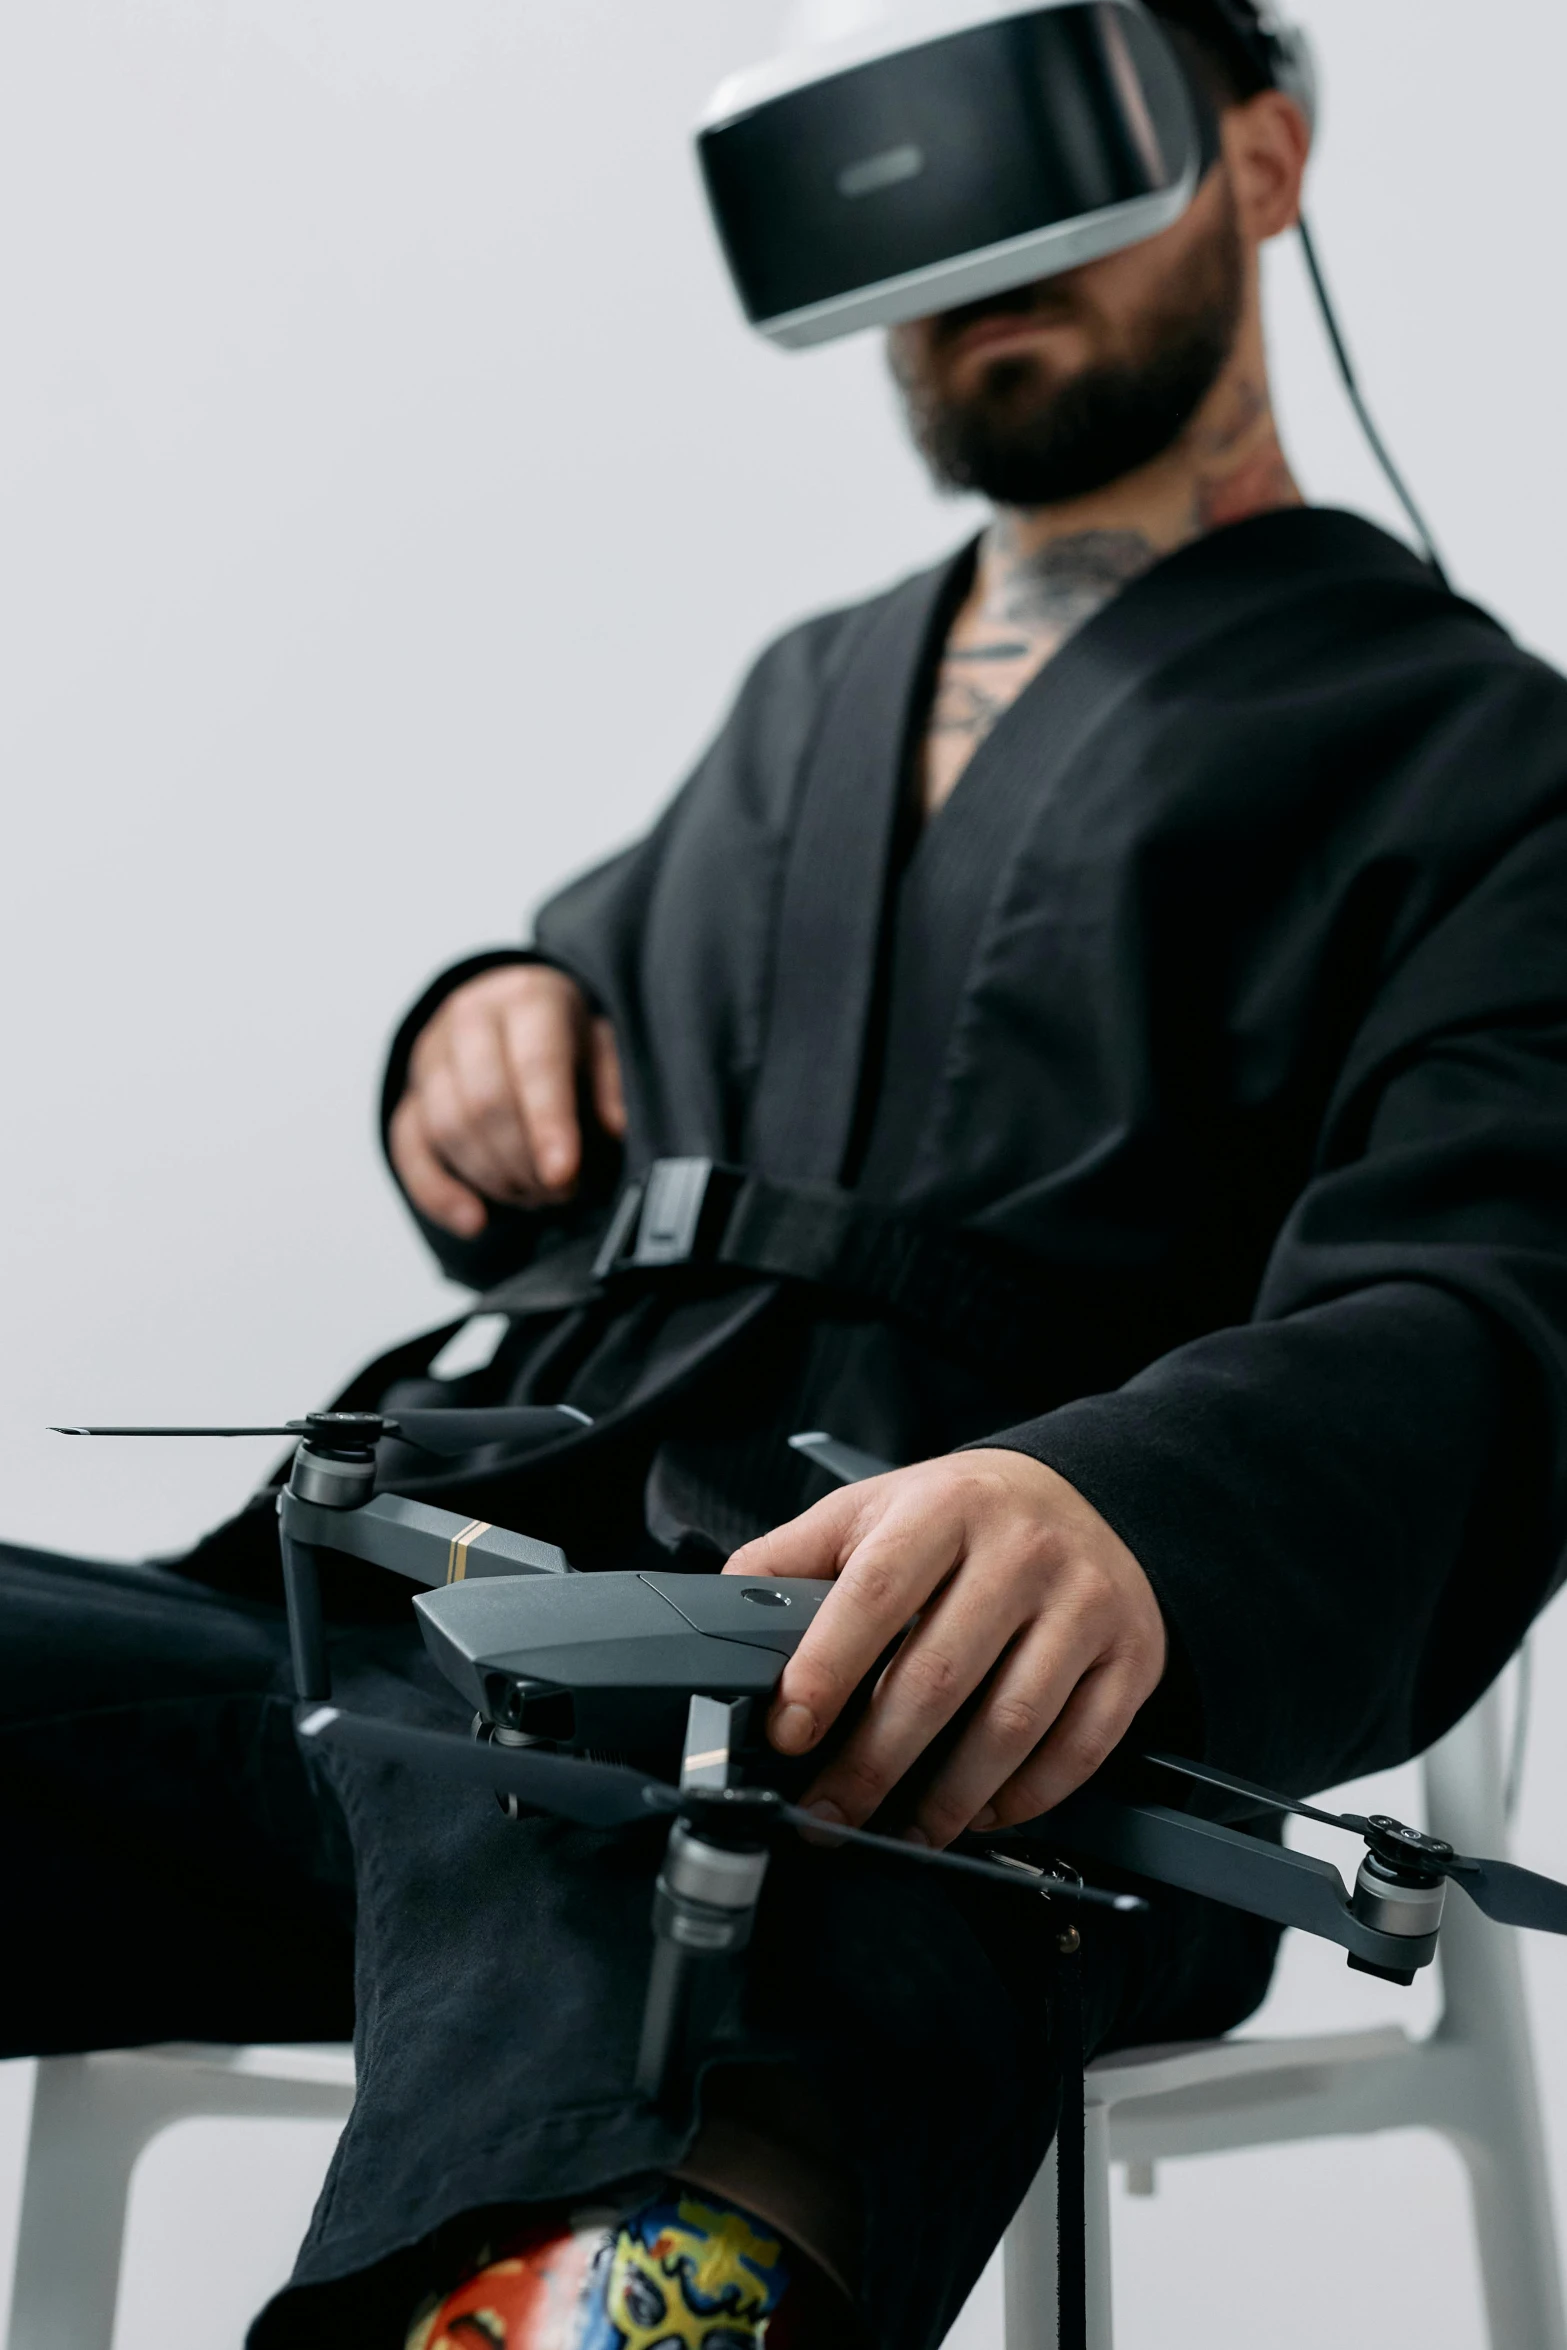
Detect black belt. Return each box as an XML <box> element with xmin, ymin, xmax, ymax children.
<box><xmin>481</xmin><ymin>1158</ymin><xmax>1072</xmax><ymax>1381</ymax></box>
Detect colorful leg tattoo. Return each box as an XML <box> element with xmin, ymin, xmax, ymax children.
<box><xmin>408</xmin><ymin>2190</ymin><xmax>794</xmax><ymax>2350</ymax></box>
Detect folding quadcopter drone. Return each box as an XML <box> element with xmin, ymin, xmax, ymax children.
<box><xmin>59</xmin><ymin>1403</ymin><xmax>1567</xmax><ymax>2345</ymax></box>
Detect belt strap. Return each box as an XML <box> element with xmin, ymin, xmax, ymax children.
<box><xmin>557</xmin><ymin>1157</ymin><xmax>1058</xmax><ymax>1377</ymax></box>
<box><xmin>1056</xmin><ymin>1926</ymin><xmax>1087</xmax><ymax>2350</ymax></box>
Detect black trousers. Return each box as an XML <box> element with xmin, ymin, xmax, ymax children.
<box><xmin>0</xmin><ymin>1540</ymin><xmax>1279</xmax><ymax>2349</ymax></box>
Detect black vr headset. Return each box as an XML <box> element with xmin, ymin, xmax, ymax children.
<box><xmin>695</xmin><ymin>0</ymin><xmax>1445</xmax><ymax>579</ymax></box>
<box><xmin>697</xmin><ymin>0</ymin><xmax>1315</xmax><ymax>350</ymax></box>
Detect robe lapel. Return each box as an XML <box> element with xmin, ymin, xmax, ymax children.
<box><xmin>746</xmin><ymin>552</ymin><xmax>969</xmax><ymax>1183</ymax></box>
<box><xmin>853</xmin><ymin>512</ymin><xmax>1420</xmax><ymax>1201</ymax></box>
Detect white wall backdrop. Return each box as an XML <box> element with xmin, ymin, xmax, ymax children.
<box><xmin>1</xmin><ymin>3</ymin><xmax>1566</xmax><ymax>2345</ymax></box>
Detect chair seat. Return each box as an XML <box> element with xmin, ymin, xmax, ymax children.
<box><xmin>125</xmin><ymin>2042</ymin><xmax>358</xmax><ymax>2093</ymax></box>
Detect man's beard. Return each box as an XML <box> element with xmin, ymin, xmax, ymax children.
<box><xmin>891</xmin><ymin>193</ymin><xmax>1246</xmax><ymax>508</ymax></box>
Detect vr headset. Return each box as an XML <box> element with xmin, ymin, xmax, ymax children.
<box><xmin>697</xmin><ymin>0</ymin><xmax>1316</xmax><ymax>350</ymax></box>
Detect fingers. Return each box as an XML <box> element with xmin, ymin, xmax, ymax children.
<box><xmin>731</xmin><ymin>1451</ymin><xmax>1167</xmax><ymax>1845</ymax></box>
<box><xmin>590</xmin><ymin>1018</ymin><xmax>628</xmax><ymax>1139</ymax></box>
<box><xmin>967</xmin><ymin>1661</ymin><xmax>1154</xmax><ymax>1835</ymax></box>
<box><xmin>445</xmin><ymin>993</ymin><xmax>554</xmax><ymax>1202</ymax></box>
<box><xmin>913</xmin><ymin>1642</ymin><xmax>1153</xmax><ymax>1848</ymax></box>
<box><xmin>726</xmin><ymin>1485</ymin><xmax>871</xmax><ymax>1585</ymax></box>
<box><xmin>745</xmin><ymin>1481</ymin><xmax>969</xmax><ymax>1763</ymax></box>
<box><xmin>499</xmin><ymin>985</ymin><xmax>585</xmax><ymax>1195</ymax></box>
<box><xmin>388</xmin><ymin>1095</ymin><xmax>488</xmax><ymax>1238</ymax></box>
<box><xmin>396</xmin><ymin>967</ymin><xmax>614</xmax><ymax>1221</ymax></box>
<box><xmin>804</xmin><ymin>1551</ymin><xmax>1079</xmax><ymax>1836</ymax></box>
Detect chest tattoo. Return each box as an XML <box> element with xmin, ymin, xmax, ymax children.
<box><xmin>923</xmin><ymin>527</ymin><xmax>1161</xmax><ymax>816</ymax></box>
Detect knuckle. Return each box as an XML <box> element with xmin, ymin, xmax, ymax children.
<box><xmin>515</xmin><ymin>1043</ymin><xmax>571</xmax><ymax>1097</ymax></box>
<box><xmin>448</xmin><ymin>996</ymin><xmax>494</xmax><ymax>1054</ymax></box>
<box><xmin>842</xmin><ymin>1551</ymin><xmax>904</xmax><ymax>1623</ymax></box>
<box><xmin>473</xmin><ymin>1077</ymin><xmax>517</xmax><ymax>1129</ymax></box>
<box><xmin>1056</xmin><ymin>1716</ymin><xmax>1119</xmax><ymax>1780</ymax></box>
<box><xmin>897</xmin><ymin>1643</ymin><xmax>963</xmax><ymax>1715</ymax></box>
<box><xmin>423</xmin><ymin>1096</ymin><xmax>465</xmax><ymax>1153</ymax></box>
<box><xmin>987</xmin><ymin>1693</ymin><xmax>1047</xmax><ymax>1752</ymax></box>
<box><xmin>790</xmin><ymin>1655</ymin><xmax>848</xmax><ymax>1717</ymax></box>
<box><xmin>832</xmin><ymin>1751</ymin><xmax>891</xmax><ymax>1812</ymax></box>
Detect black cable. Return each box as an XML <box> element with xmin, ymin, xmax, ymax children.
<box><xmin>1297</xmin><ymin>215</ymin><xmax>1450</xmax><ymax>589</ymax></box>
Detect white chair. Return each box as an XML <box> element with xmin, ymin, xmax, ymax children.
<box><xmin>6</xmin><ymin>1690</ymin><xmax>1560</xmax><ymax>2350</ymax></box>
<box><xmin>1001</xmin><ymin>1683</ymin><xmax>1567</xmax><ymax>2349</ymax></box>
<box><xmin>4</xmin><ymin>2043</ymin><xmax>355</xmax><ymax>2350</ymax></box>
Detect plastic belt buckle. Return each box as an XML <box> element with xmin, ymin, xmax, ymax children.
<box><xmin>592</xmin><ymin>1159</ymin><xmax>740</xmax><ymax>1283</ymax></box>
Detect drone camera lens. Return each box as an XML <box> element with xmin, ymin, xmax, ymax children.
<box><xmin>501</xmin><ymin>1679</ymin><xmax>576</xmax><ymax>1744</ymax></box>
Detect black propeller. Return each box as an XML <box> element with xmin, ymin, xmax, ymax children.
<box><xmin>52</xmin><ymin>1407</ymin><xmax>591</xmax><ymax>1461</ymax></box>
<box><xmin>298</xmin><ymin>1705</ymin><xmax>1147</xmax><ymax>1914</ymax></box>
<box><xmin>1146</xmin><ymin>1750</ymin><xmax>1567</xmax><ymax>1937</ymax></box>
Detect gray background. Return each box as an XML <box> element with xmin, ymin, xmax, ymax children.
<box><xmin>0</xmin><ymin>1</ymin><xmax>1563</xmax><ymax>2341</ymax></box>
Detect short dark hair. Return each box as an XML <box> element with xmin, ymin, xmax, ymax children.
<box><xmin>1147</xmin><ymin>0</ymin><xmax>1274</xmax><ymax>109</ymax></box>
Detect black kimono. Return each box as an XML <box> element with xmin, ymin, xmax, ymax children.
<box><xmin>7</xmin><ymin>507</ymin><xmax>1567</xmax><ymax>2350</ymax></box>
<box><xmin>381</xmin><ymin>505</ymin><xmax>1567</xmax><ymax>1796</ymax></box>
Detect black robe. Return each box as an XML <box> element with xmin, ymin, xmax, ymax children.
<box><xmin>377</xmin><ymin>507</ymin><xmax>1567</xmax><ymax>1805</ymax></box>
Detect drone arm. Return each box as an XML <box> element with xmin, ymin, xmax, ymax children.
<box><xmin>279</xmin><ymin>1490</ymin><xmax>570</xmax><ymax>1590</ymax></box>
<box><xmin>1039</xmin><ymin>1793</ymin><xmax>1440</xmax><ymax>1976</ymax></box>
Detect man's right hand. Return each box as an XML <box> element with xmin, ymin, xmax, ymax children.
<box><xmin>389</xmin><ymin>966</ymin><xmax>627</xmax><ymax>1239</ymax></box>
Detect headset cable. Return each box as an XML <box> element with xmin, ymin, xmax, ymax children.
<box><xmin>1298</xmin><ymin>215</ymin><xmax>1450</xmax><ymax>589</ymax></box>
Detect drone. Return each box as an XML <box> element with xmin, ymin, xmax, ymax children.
<box><xmin>58</xmin><ymin>1405</ymin><xmax>1567</xmax><ymax>2350</ymax></box>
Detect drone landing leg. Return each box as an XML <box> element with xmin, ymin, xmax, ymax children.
<box><xmin>280</xmin><ymin>1534</ymin><xmax>330</xmax><ymax>1703</ymax></box>
<box><xmin>636</xmin><ymin>1699</ymin><xmax>770</xmax><ymax>2112</ymax></box>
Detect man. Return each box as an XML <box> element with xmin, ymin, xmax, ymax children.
<box><xmin>9</xmin><ymin>4</ymin><xmax>1567</xmax><ymax>2345</ymax></box>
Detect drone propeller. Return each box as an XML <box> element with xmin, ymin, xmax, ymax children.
<box><xmin>299</xmin><ymin>1706</ymin><xmax>677</xmax><ymax>1829</ymax></box>
<box><xmin>1144</xmin><ymin>1751</ymin><xmax>1375</xmax><ymax>1836</ymax></box>
<box><xmin>299</xmin><ymin>1705</ymin><xmax>1146</xmax><ymax>1913</ymax></box>
<box><xmin>1146</xmin><ymin>1751</ymin><xmax>1567</xmax><ymax>1937</ymax></box>
<box><xmin>53</xmin><ymin>1407</ymin><xmax>590</xmax><ymax>1462</ymax></box>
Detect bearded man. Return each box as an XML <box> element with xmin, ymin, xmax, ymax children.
<box><xmin>10</xmin><ymin>5</ymin><xmax>1567</xmax><ymax>2347</ymax></box>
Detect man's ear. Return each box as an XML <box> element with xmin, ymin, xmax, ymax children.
<box><xmin>1221</xmin><ymin>89</ymin><xmax>1312</xmax><ymax>246</ymax></box>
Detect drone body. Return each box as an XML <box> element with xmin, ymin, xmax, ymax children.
<box><xmin>415</xmin><ymin>1571</ymin><xmax>833</xmax><ymax>1756</ymax></box>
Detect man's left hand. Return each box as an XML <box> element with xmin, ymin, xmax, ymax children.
<box><xmin>723</xmin><ymin>1452</ymin><xmax>1167</xmax><ymax>1849</ymax></box>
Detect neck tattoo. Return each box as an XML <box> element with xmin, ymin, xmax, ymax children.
<box><xmin>919</xmin><ymin>375</ymin><xmax>1301</xmax><ymax>819</ymax></box>
<box><xmin>922</xmin><ymin>525</ymin><xmax>1160</xmax><ymax>818</ymax></box>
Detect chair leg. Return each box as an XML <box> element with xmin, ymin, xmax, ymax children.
<box><xmin>1003</xmin><ymin>2143</ymin><xmax>1059</xmax><ymax>2350</ymax></box>
<box><xmin>1454</xmin><ymin>2123</ymin><xmax>1567</xmax><ymax>2350</ymax></box>
<box><xmin>6</xmin><ymin>2058</ymin><xmax>148</xmax><ymax>2350</ymax></box>
<box><xmin>1425</xmin><ymin>1690</ymin><xmax>1567</xmax><ymax>2350</ymax></box>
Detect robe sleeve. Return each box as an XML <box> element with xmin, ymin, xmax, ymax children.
<box><xmin>988</xmin><ymin>816</ymin><xmax>1567</xmax><ymax>1795</ymax></box>
<box><xmin>375</xmin><ymin>599</ymin><xmax>865</xmax><ymax>1289</ymax></box>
